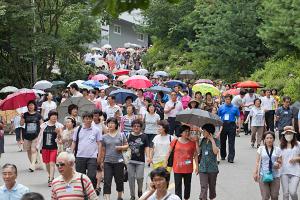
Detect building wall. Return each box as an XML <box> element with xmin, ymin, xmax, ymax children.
<box><xmin>108</xmin><ymin>19</ymin><xmax>148</xmax><ymax>49</ymax></box>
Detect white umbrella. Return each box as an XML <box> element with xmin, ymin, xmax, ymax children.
<box><xmin>102</xmin><ymin>44</ymin><xmax>112</xmax><ymax>49</ymax></box>
<box><xmin>91</xmin><ymin>47</ymin><xmax>102</xmax><ymax>51</ymax></box>
<box><xmin>0</xmin><ymin>86</ymin><xmax>18</xmax><ymax>93</ymax></box>
<box><xmin>18</xmin><ymin>88</ymin><xmax>45</xmax><ymax>95</ymax></box>
<box><xmin>154</xmin><ymin>71</ymin><xmax>169</xmax><ymax>77</ymax></box>
<box><xmin>67</xmin><ymin>80</ymin><xmax>84</xmax><ymax>87</ymax></box>
<box><xmin>33</xmin><ymin>80</ymin><xmax>53</xmax><ymax>90</ymax></box>
<box><xmin>95</xmin><ymin>59</ymin><xmax>108</xmax><ymax>69</ymax></box>
<box><xmin>67</xmin><ymin>80</ymin><xmax>93</xmax><ymax>90</ymax></box>
<box><xmin>135</xmin><ymin>69</ymin><xmax>149</xmax><ymax>76</ymax></box>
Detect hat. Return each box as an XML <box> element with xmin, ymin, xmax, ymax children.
<box><xmin>281</xmin><ymin>126</ymin><xmax>297</xmax><ymax>134</ymax></box>
<box><xmin>188</xmin><ymin>99</ymin><xmax>200</xmax><ymax>109</ymax></box>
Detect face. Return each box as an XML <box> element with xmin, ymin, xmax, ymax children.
<box><xmin>27</xmin><ymin>103</ymin><xmax>35</xmax><ymax>112</ymax></box>
<box><xmin>283</xmin><ymin>99</ymin><xmax>290</xmax><ymax>107</ymax></box>
<box><xmin>265</xmin><ymin>91</ymin><xmax>271</xmax><ymax>96</ymax></box>
<box><xmin>180</xmin><ymin>129</ymin><xmax>190</xmax><ymax>138</ymax></box>
<box><xmin>93</xmin><ymin>114</ymin><xmax>100</xmax><ymax>123</ymax></box>
<box><xmin>108</xmin><ymin>97</ymin><xmax>114</xmax><ymax>105</ymax></box>
<box><xmin>132</xmin><ymin>123</ymin><xmax>142</xmax><ymax>133</ymax></box>
<box><xmin>158</xmin><ymin>125</ymin><xmax>165</xmax><ymax>134</ymax></box>
<box><xmin>71</xmin><ymin>108</ymin><xmax>78</xmax><ymax>116</ymax></box>
<box><xmin>206</xmin><ymin>94</ymin><xmax>212</xmax><ymax>100</ymax></box>
<box><xmin>195</xmin><ymin>93</ymin><xmax>202</xmax><ymax>100</ymax></box>
<box><xmin>225</xmin><ymin>85</ymin><xmax>230</xmax><ymax>90</ymax></box>
<box><xmin>65</xmin><ymin>119</ymin><xmax>73</xmax><ymax>129</ymax></box>
<box><xmin>264</xmin><ymin>134</ymin><xmax>274</xmax><ymax>146</ymax></box>
<box><xmin>255</xmin><ymin>100</ymin><xmax>261</xmax><ymax>107</ymax></box>
<box><xmin>170</xmin><ymin>92</ymin><xmax>177</xmax><ymax>101</ymax></box>
<box><xmin>225</xmin><ymin>97</ymin><xmax>231</xmax><ymax>104</ymax></box>
<box><xmin>149</xmin><ymin>105</ymin><xmax>155</xmax><ymax>113</ymax></box>
<box><xmin>127</xmin><ymin>106</ymin><xmax>133</xmax><ymax>114</ymax></box>
<box><xmin>49</xmin><ymin>115</ymin><xmax>57</xmax><ymax>123</ymax></box>
<box><xmin>100</xmin><ymin>90</ymin><xmax>105</xmax><ymax>97</ymax></box>
<box><xmin>47</xmin><ymin>93</ymin><xmax>53</xmax><ymax>100</ymax></box>
<box><xmin>107</xmin><ymin>121</ymin><xmax>117</xmax><ymax>131</ymax></box>
<box><xmin>2</xmin><ymin>167</ymin><xmax>17</xmax><ymax>186</ymax></box>
<box><xmin>174</xmin><ymin>87</ymin><xmax>179</xmax><ymax>92</ymax></box>
<box><xmin>152</xmin><ymin>175</ymin><xmax>168</xmax><ymax>191</ymax></box>
<box><xmin>83</xmin><ymin>117</ymin><xmax>93</xmax><ymax>126</ymax></box>
<box><xmin>137</xmin><ymin>90</ymin><xmax>143</xmax><ymax>96</ymax></box>
<box><xmin>126</xmin><ymin>98</ymin><xmax>132</xmax><ymax>105</ymax></box>
<box><xmin>203</xmin><ymin>130</ymin><xmax>211</xmax><ymax>138</ymax></box>
<box><xmin>56</xmin><ymin>157</ymin><xmax>72</xmax><ymax>176</ymax></box>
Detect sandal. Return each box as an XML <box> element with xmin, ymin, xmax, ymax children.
<box><xmin>95</xmin><ymin>187</ymin><xmax>101</xmax><ymax>196</ymax></box>
<box><xmin>28</xmin><ymin>168</ymin><xmax>34</xmax><ymax>172</ymax></box>
<box><xmin>48</xmin><ymin>179</ymin><xmax>53</xmax><ymax>187</ymax></box>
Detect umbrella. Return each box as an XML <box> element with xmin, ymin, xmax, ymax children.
<box><xmin>126</xmin><ymin>48</ymin><xmax>135</xmax><ymax>54</ymax></box>
<box><xmin>82</xmin><ymin>80</ymin><xmax>102</xmax><ymax>88</ymax></box>
<box><xmin>0</xmin><ymin>90</ymin><xmax>36</xmax><ymax>111</ymax></box>
<box><xmin>236</xmin><ymin>81</ymin><xmax>262</xmax><ymax>88</ymax></box>
<box><xmin>91</xmin><ymin>74</ymin><xmax>108</xmax><ymax>81</ymax></box>
<box><xmin>291</xmin><ymin>101</ymin><xmax>300</xmax><ymax>110</ymax></box>
<box><xmin>109</xmin><ymin>89</ymin><xmax>137</xmax><ymax>104</ymax></box>
<box><xmin>33</xmin><ymin>80</ymin><xmax>53</xmax><ymax>90</ymax></box>
<box><xmin>114</xmin><ymin>69</ymin><xmax>130</xmax><ymax>76</ymax></box>
<box><xmin>116</xmin><ymin>48</ymin><xmax>126</xmax><ymax>53</ymax></box>
<box><xmin>0</xmin><ymin>86</ymin><xmax>19</xmax><ymax>93</ymax></box>
<box><xmin>97</xmin><ymin>70</ymin><xmax>113</xmax><ymax>77</ymax></box>
<box><xmin>165</xmin><ymin>80</ymin><xmax>187</xmax><ymax>89</ymax></box>
<box><xmin>95</xmin><ymin>59</ymin><xmax>108</xmax><ymax>69</ymax></box>
<box><xmin>153</xmin><ymin>71</ymin><xmax>169</xmax><ymax>77</ymax></box>
<box><xmin>91</xmin><ymin>47</ymin><xmax>102</xmax><ymax>51</ymax></box>
<box><xmin>102</xmin><ymin>44</ymin><xmax>112</xmax><ymax>49</ymax></box>
<box><xmin>117</xmin><ymin>75</ymin><xmax>129</xmax><ymax>82</ymax></box>
<box><xmin>176</xmin><ymin>109</ymin><xmax>223</xmax><ymax>127</ymax></box>
<box><xmin>105</xmin><ymin>86</ymin><xmax>120</xmax><ymax>96</ymax></box>
<box><xmin>18</xmin><ymin>88</ymin><xmax>45</xmax><ymax>95</ymax></box>
<box><xmin>51</xmin><ymin>81</ymin><xmax>66</xmax><ymax>87</ymax></box>
<box><xmin>124</xmin><ymin>75</ymin><xmax>152</xmax><ymax>89</ymax></box>
<box><xmin>67</xmin><ymin>80</ymin><xmax>84</xmax><ymax>87</ymax></box>
<box><xmin>147</xmin><ymin>86</ymin><xmax>172</xmax><ymax>94</ymax></box>
<box><xmin>222</xmin><ymin>88</ymin><xmax>240</xmax><ymax>96</ymax></box>
<box><xmin>135</xmin><ymin>69</ymin><xmax>149</xmax><ymax>76</ymax></box>
<box><xmin>57</xmin><ymin>97</ymin><xmax>96</xmax><ymax>123</ymax></box>
<box><xmin>192</xmin><ymin>83</ymin><xmax>220</xmax><ymax>96</ymax></box>
<box><xmin>195</xmin><ymin>79</ymin><xmax>213</xmax><ymax>85</ymax></box>
<box><xmin>178</xmin><ymin>70</ymin><xmax>195</xmax><ymax>79</ymax></box>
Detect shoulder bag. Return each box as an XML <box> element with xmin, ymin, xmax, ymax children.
<box><xmin>167</xmin><ymin>139</ymin><xmax>178</xmax><ymax>167</ymax></box>
<box><xmin>80</xmin><ymin>174</ymin><xmax>89</xmax><ymax>200</ymax></box>
<box><xmin>74</xmin><ymin>125</ymin><xmax>82</xmax><ymax>157</ymax></box>
<box><xmin>262</xmin><ymin>146</ymin><xmax>274</xmax><ymax>183</ymax></box>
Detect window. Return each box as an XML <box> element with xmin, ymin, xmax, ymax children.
<box><xmin>137</xmin><ymin>33</ymin><xmax>144</xmax><ymax>41</ymax></box>
<box><xmin>114</xmin><ymin>24</ymin><xmax>121</xmax><ymax>34</ymax></box>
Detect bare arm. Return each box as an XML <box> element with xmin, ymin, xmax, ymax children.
<box><xmin>253</xmin><ymin>153</ymin><xmax>261</xmax><ymax>182</ymax></box>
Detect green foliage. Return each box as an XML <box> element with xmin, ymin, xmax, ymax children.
<box><xmin>251</xmin><ymin>56</ymin><xmax>300</xmax><ymax>100</ymax></box>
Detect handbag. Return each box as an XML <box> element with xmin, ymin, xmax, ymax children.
<box><xmin>167</xmin><ymin>139</ymin><xmax>178</xmax><ymax>167</ymax></box>
<box><xmin>262</xmin><ymin>146</ymin><xmax>274</xmax><ymax>183</ymax></box>
<box><xmin>80</xmin><ymin>174</ymin><xmax>89</xmax><ymax>200</ymax></box>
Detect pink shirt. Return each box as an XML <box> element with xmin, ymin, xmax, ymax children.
<box><xmin>181</xmin><ymin>95</ymin><xmax>191</xmax><ymax>109</ymax></box>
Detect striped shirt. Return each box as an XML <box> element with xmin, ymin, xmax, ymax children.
<box><xmin>51</xmin><ymin>172</ymin><xmax>98</xmax><ymax>200</ymax></box>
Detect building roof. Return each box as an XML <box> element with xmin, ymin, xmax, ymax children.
<box><xmin>118</xmin><ymin>9</ymin><xmax>144</xmax><ymax>25</ymax></box>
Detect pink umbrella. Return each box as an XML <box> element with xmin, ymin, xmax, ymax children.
<box><xmin>91</xmin><ymin>74</ymin><xmax>108</xmax><ymax>81</ymax></box>
<box><xmin>195</xmin><ymin>79</ymin><xmax>213</xmax><ymax>85</ymax></box>
<box><xmin>124</xmin><ymin>75</ymin><xmax>152</xmax><ymax>89</ymax></box>
<box><xmin>0</xmin><ymin>91</ymin><xmax>36</xmax><ymax>111</ymax></box>
<box><xmin>117</xmin><ymin>75</ymin><xmax>129</xmax><ymax>82</ymax></box>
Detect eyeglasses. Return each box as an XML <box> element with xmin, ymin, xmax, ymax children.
<box><xmin>56</xmin><ymin>163</ymin><xmax>66</xmax><ymax>167</ymax></box>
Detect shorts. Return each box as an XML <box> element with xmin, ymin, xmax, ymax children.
<box><xmin>15</xmin><ymin>128</ymin><xmax>25</xmax><ymax>141</ymax></box>
<box><xmin>23</xmin><ymin>138</ymin><xmax>38</xmax><ymax>151</ymax></box>
<box><xmin>42</xmin><ymin>149</ymin><xmax>57</xmax><ymax>164</ymax></box>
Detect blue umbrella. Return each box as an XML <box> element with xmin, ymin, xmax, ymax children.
<box><xmin>82</xmin><ymin>80</ymin><xmax>102</xmax><ymax>88</ymax></box>
<box><xmin>165</xmin><ymin>80</ymin><xmax>187</xmax><ymax>89</ymax></box>
<box><xmin>109</xmin><ymin>89</ymin><xmax>137</xmax><ymax>104</ymax></box>
<box><xmin>147</xmin><ymin>86</ymin><xmax>172</xmax><ymax>94</ymax></box>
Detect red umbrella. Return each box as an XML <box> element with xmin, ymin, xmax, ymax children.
<box><xmin>236</xmin><ymin>81</ymin><xmax>262</xmax><ymax>88</ymax></box>
<box><xmin>91</xmin><ymin>74</ymin><xmax>108</xmax><ymax>81</ymax></box>
<box><xmin>222</xmin><ymin>89</ymin><xmax>240</xmax><ymax>96</ymax></box>
<box><xmin>195</xmin><ymin>79</ymin><xmax>213</xmax><ymax>85</ymax></box>
<box><xmin>0</xmin><ymin>91</ymin><xmax>36</xmax><ymax>111</ymax></box>
<box><xmin>124</xmin><ymin>75</ymin><xmax>152</xmax><ymax>89</ymax></box>
<box><xmin>114</xmin><ymin>69</ymin><xmax>130</xmax><ymax>76</ymax></box>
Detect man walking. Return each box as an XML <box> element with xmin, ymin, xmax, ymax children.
<box><xmin>261</xmin><ymin>89</ymin><xmax>277</xmax><ymax>132</ymax></box>
<box><xmin>218</xmin><ymin>94</ymin><xmax>240</xmax><ymax>163</ymax></box>
<box><xmin>276</xmin><ymin>96</ymin><xmax>294</xmax><ymax>139</ymax></box>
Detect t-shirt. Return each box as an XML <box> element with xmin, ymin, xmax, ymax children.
<box><xmin>242</xmin><ymin>94</ymin><xmax>257</xmax><ymax>111</ymax></box>
<box><xmin>152</xmin><ymin>135</ymin><xmax>175</xmax><ymax>163</ymax></box>
<box><xmin>249</xmin><ymin>107</ymin><xmax>265</xmax><ymax>127</ymax></box>
<box><xmin>232</xmin><ymin>95</ymin><xmax>243</xmax><ymax>108</ymax></box>
<box><xmin>261</xmin><ymin>96</ymin><xmax>275</xmax><ymax>111</ymax></box>
<box><xmin>144</xmin><ymin>113</ymin><xmax>160</xmax><ymax>135</ymax></box>
<box><xmin>23</xmin><ymin>112</ymin><xmax>42</xmax><ymax>140</ymax></box>
<box><xmin>280</xmin><ymin>142</ymin><xmax>300</xmax><ymax>177</ymax></box>
<box><xmin>128</xmin><ymin>133</ymin><xmax>149</xmax><ymax>163</ymax></box>
<box><xmin>41</xmin><ymin>122</ymin><xmax>63</xmax><ymax>150</ymax></box>
<box><xmin>164</xmin><ymin>100</ymin><xmax>183</xmax><ymax>118</ymax></box>
<box><xmin>103</xmin><ymin>105</ymin><xmax>122</xmax><ymax>119</ymax></box>
<box><xmin>13</xmin><ymin>115</ymin><xmax>24</xmax><ymax>129</ymax></box>
<box><xmin>257</xmin><ymin>146</ymin><xmax>281</xmax><ymax>178</ymax></box>
<box><xmin>41</xmin><ymin>101</ymin><xmax>57</xmax><ymax>120</ymax></box>
<box><xmin>199</xmin><ymin>138</ymin><xmax>220</xmax><ymax>173</ymax></box>
<box><xmin>148</xmin><ymin>192</ymin><xmax>181</xmax><ymax>200</ymax></box>
<box><xmin>171</xmin><ymin>139</ymin><xmax>196</xmax><ymax>173</ymax></box>
<box><xmin>101</xmin><ymin>133</ymin><xmax>127</xmax><ymax>163</ymax></box>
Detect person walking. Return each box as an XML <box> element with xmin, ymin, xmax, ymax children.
<box><xmin>13</xmin><ymin>111</ymin><xmax>25</xmax><ymax>152</ymax></box>
<box><xmin>261</xmin><ymin>89</ymin><xmax>277</xmax><ymax>132</ymax></box>
<box><xmin>276</xmin><ymin>96</ymin><xmax>294</xmax><ymax>139</ymax></box>
<box><xmin>51</xmin><ymin>152</ymin><xmax>98</xmax><ymax>200</ymax></box>
<box><xmin>120</xmin><ymin>105</ymin><xmax>137</xmax><ymax>137</ymax></box>
<box><xmin>101</xmin><ymin>117</ymin><xmax>128</xmax><ymax>200</ymax></box>
<box><xmin>104</xmin><ymin>96</ymin><xmax>123</xmax><ymax>119</ymax></box>
<box><xmin>279</xmin><ymin>126</ymin><xmax>300</xmax><ymax>200</ymax></box>
<box><xmin>245</xmin><ymin>98</ymin><xmax>265</xmax><ymax>148</ymax></box>
<box><xmin>21</xmin><ymin>100</ymin><xmax>43</xmax><ymax>172</ymax></box>
<box><xmin>242</xmin><ymin>89</ymin><xmax>257</xmax><ymax>135</ymax></box>
<box><xmin>144</xmin><ymin>104</ymin><xmax>160</xmax><ymax>145</ymax></box>
<box><xmin>164</xmin><ymin>125</ymin><xmax>198</xmax><ymax>200</ymax></box>
<box><xmin>253</xmin><ymin>131</ymin><xmax>282</xmax><ymax>200</ymax></box>
<box><xmin>41</xmin><ymin>92</ymin><xmax>57</xmax><ymax>121</ymax></box>
<box><xmin>198</xmin><ymin>124</ymin><xmax>220</xmax><ymax>200</ymax></box>
<box><xmin>57</xmin><ymin>117</ymin><xmax>76</xmax><ymax>152</ymax></box>
<box><xmin>217</xmin><ymin>94</ymin><xmax>240</xmax><ymax>163</ymax></box>
<box><xmin>71</xmin><ymin>112</ymin><xmax>102</xmax><ymax>191</ymax></box>
<box><xmin>127</xmin><ymin>119</ymin><xmax>150</xmax><ymax>200</ymax></box>
<box><xmin>64</xmin><ymin>104</ymin><xmax>82</xmax><ymax>126</ymax></box>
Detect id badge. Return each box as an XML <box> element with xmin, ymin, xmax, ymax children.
<box><xmin>118</xmin><ymin>158</ymin><xmax>124</xmax><ymax>163</ymax></box>
<box><xmin>66</xmin><ymin>185</ymin><xmax>73</xmax><ymax>192</ymax></box>
<box><xmin>284</xmin><ymin>111</ymin><xmax>288</xmax><ymax>115</ymax></box>
<box><xmin>184</xmin><ymin>160</ymin><xmax>192</xmax><ymax>165</ymax></box>
<box><xmin>204</xmin><ymin>151</ymin><xmax>209</xmax><ymax>156</ymax></box>
<box><xmin>224</xmin><ymin>114</ymin><xmax>230</xmax><ymax>121</ymax></box>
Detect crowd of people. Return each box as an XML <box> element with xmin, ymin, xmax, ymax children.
<box><xmin>0</xmin><ymin>73</ymin><xmax>300</xmax><ymax>200</ymax></box>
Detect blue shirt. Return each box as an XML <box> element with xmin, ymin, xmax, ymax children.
<box><xmin>0</xmin><ymin>183</ymin><xmax>30</xmax><ymax>200</ymax></box>
<box><xmin>218</xmin><ymin>103</ymin><xmax>240</xmax><ymax>122</ymax></box>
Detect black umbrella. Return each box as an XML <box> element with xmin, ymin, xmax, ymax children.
<box><xmin>178</xmin><ymin>70</ymin><xmax>195</xmax><ymax>79</ymax></box>
<box><xmin>97</xmin><ymin>70</ymin><xmax>113</xmax><ymax>78</ymax></box>
<box><xmin>176</xmin><ymin>109</ymin><xmax>223</xmax><ymax>127</ymax></box>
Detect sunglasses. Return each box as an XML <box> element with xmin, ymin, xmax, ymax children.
<box><xmin>56</xmin><ymin>163</ymin><xmax>66</xmax><ymax>167</ymax></box>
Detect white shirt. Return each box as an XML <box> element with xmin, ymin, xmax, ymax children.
<box><xmin>144</xmin><ymin>113</ymin><xmax>160</xmax><ymax>135</ymax></box>
<box><xmin>242</xmin><ymin>94</ymin><xmax>257</xmax><ymax>111</ymax></box>
<box><xmin>148</xmin><ymin>192</ymin><xmax>180</xmax><ymax>200</ymax></box>
<box><xmin>103</xmin><ymin>104</ymin><xmax>122</xmax><ymax>118</ymax></box>
<box><xmin>152</xmin><ymin>134</ymin><xmax>175</xmax><ymax>163</ymax></box>
<box><xmin>249</xmin><ymin>107</ymin><xmax>265</xmax><ymax>127</ymax></box>
<box><xmin>258</xmin><ymin>146</ymin><xmax>281</xmax><ymax>178</ymax></box>
<box><xmin>164</xmin><ymin>100</ymin><xmax>183</xmax><ymax>118</ymax></box>
<box><xmin>261</xmin><ymin>96</ymin><xmax>275</xmax><ymax>111</ymax></box>
<box><xmin>72</xmin><ymin>91</ymin><xmax>83</xmax><ymax>97</ymax></box>
<box><xmin>92</xmin><ymin>121</ymin><xmax>103</xmax><ymax>137</ymax></box>
<box><xmin>13</xmin><ymin>115</ymin><xmax>24</xmax><ymax>128</ymax></box>
<box><xmin>280</xmin><ymin>142</ymin><xmax>300</xmax><ymax>177</ymax></box>
<box><xmin>41</xmin><ymin>101</ymin><xmax>57</xmax><ymax>120</ymax></box>
<box><xmin>232</xmin><ymin>95</ymin><xmax>243</xmax><ymax>108</ymax></box>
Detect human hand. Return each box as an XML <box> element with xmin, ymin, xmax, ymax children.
<box><xmin>273</xmin><ymin>161</ymin><xmax>280</xmax><ymax>169</ymax></box>
<box><xmin>115</xmin><ymin>146</ymin><xmax>123</xmax><ymax>152</ymax></box>
<box><xmin>289</xmin><ymin>158</ymin><xmax>297</xmax><ymax>164</ymax></box>
<box><xmin>253</xmin><ymin>172</ymin><xmax>259</xmax><ymax>182</ymax></box>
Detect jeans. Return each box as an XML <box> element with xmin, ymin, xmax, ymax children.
<box><xmin>220</xmin><ymin>122</ymin><xmax>236</xmax><ymax>161</ymax></box>
<box><xmin>167</xmin><ymin>117</ymin><xmax>181</xmax><ymax>136</ymax></box>
<box><xmin>199</xmin><ymin>172</ymin><xmax>218</xmax><ymax>200</ymax></box>
<box><xmin>127</xmin><ymin>162</ymin><xmax>145</xmax><ymax>197</ymax></box>
<box><xmin>281</xmin><ymin>174</ymin><xmax>300</xmax><ymax>200</ymax></box>
<box><xmin>265</xmin><ymin>110</ymin><xmax>275</xmax><ymax>132</ymax></box>
<box><xmin>259</xmin><ymin>177</ymin><xmax>280</xmax><ymax>200</ymax></box>
<box><xmin>75</xmin><ymin>157</ymin><xmax>97</xmax><ymax>189</ymax></box>
<box><xmin>103</xmin><ymin>162</ymin><xmax>124</xmax><ymax>194</ymax></box>
<box><xmin>174</xmin><ymin>173</ymin><xmax>192</xmax><ymax>200</ymax></box>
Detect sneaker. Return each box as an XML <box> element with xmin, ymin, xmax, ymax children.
<box><xmin>48</xmin><ymin>180</ymin><xmax>52</xmax><ymax>187</ymax></box>
<box><xmin>257</xmin><ymin>144</ymin><xmax>260</xmax><ymax>149</ymax></box>
<box><xmin>221</xmin><ymin>157</ymin><xmax>226</xmax><ymax>160</ymax></box>
<box><xmin>236</xmin><ymin>134</ymin><xmax>240</xmax><ymax>137</ymax></box>
<box><xmin>28</xmin><ymin>168</ymin><xmax>34</xmax><ymax>172</ymax></box>
<box><xmin>251</xmin><ymin>143</ymin><xmax>254</xmax><ymax>148</ymax></box>
<box><xmin>228</xmin><ymin>160</ymin><xmax>234</xmax><ymax>163</ymax></box>
<box><xmin>130</xmin><ymin>196</ymin><xmax>135</xmax><ymax>200</ymax></box>
<box><xmin>95</xmin><ymin>187</ymin><xmax>101</xmax><ymax>196</ymax></box>
<box><xmin>138</xmin><ymin>191</ymin><xmax>143</xmax><ymax>198</ymax></box>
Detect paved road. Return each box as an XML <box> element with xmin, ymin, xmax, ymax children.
<box><xmin>0</xmin><ymin>134</ymin><xmax>296</xmax><ymax>200</ymax></box>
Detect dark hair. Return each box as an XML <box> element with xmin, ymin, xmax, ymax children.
<box><xmin>224</xmin><ymin>94</ymin><xmax>233</xmax><ymax>100</ymax></box>
<box><xmin>68</xmin><ymin>104</ymin><xmax>78</xmax><ymax>115</ymax></box>
<box><xmin>81</xmin><ymin>88</ymin><xmax>88</xmax><ymax>93</ymax></box>
<box><xmin>262</xmin><ymin>131</ymin><xmax>276</xmax><ymax>143</ymax></box>
<box><xmin>131</xmin><ymin>119</ymin><xmax>143</xmax><ymax>127</ymax></box>
<box><xmin>202</xmin><ymin>123</ymin><xmax>215</xmax><ymax>134</ymax></box>
<box><xmin>271</xmin><ymin>88</ymin><xmax>278</xmax><ymax>95</ymax></box>
<box><xmin>283</xmin><ymin>96</ymin><xmax>291</xmax><ymax>102</ymax></box>
<box><xmin>66</xmin><ymin>117</ymin><xmax>76</xmax><ymax>128</ymax></box>
<box><xmin>27</xmin><ymin>100</ymin><xmax>37</xmax><ymax>110</ymax></box>
<box><xmin>108</xmin><ymin>95</ymin><xmax>116</xmax><ymax>100</ymax></box>
<box><xmin>205</xmin><ymin>92</ymin><xmax>212</xmax><ymax>97</ymax></box>
<box><xmin>2</xmin><ymin>163</ymin><xmax>17</xmax><ymax>175</ymax></box>
<box><xmin>239</xmin><ymin>89</ymin><xmax>246</xmax><ymax>96</ymax></box>
<box><xmin>179</xmin><ymin>125</ymin><xmax>191</xmax><ymax>135</ymax></box>
<box><xmin>70</xmin><ymin>83</ymin><xmax>79</xmax><ymax>91</ymax></box>
<box><xmin>150</xmin><ymin>167</ymin><xmax>170</xmax><ymax>187</ymax></box>
<box><xmin>43</xmin><ymin>92</ymin><xmax>52</xmax><ymax>102</ymax></box>
<box><xmin>106</xmin><ymin>117</ymin><xmax>119</xmax><ymax>129</ymax></box>
<box><xmin>144</xmin><ymin>97</ymin><xmax>152</xmax><ymax>104</ymax></box>
<box><xmin>248</xmin><ymin>88</ymin><xmax>254</xmax><ymax>93</ymax></box>
<box><xmin>254</xmin><ymin>98</ymin><xmax>262</xmax><ymax>105</ymax></box>
<box><xmin>82</xmin><ymin>111</ymin><xmax>93</xmax><ymax>119</ymax></box>
<box><xmin>195</xmin><ymin>91</ymin><xmax>202</xmax><ymax>96</ymax></box>
<box><xmin>225</xmin><ymin>84</ymin><xmax>231</xmax><ymax>89</ymax></box>
<box><xmin>280</xmin><ymin>133</ymin><xmax>298</xmax><ymax>149</ymax></box>
<box><xmin>125</xmin><ymin>96</ymin><xmax>133</xmax><ymax>102</ymax></box>
<box><xmin>137</xmin><ymin>89</ymin><xmax>144</xmax><ymax>93</ymax></box>
<box><xmin>158</xmin><ymin>120</ymin><xmax>169</xmax><ymax>134</ymax></box>
<box><xmin>21</xmin><ymin>192</ymin><xmax>45</xmax><ymax>200</ymax></box>
<box><xmin>147</xmin><ymin>104</ymin><xmax>156</xmax><ymax>112</ymax></box>
<box><xmin>48</xmin><ymin>110</ymin><xmax>58</xmax><ymax>119</ymax></box>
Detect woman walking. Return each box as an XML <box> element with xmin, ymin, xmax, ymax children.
<box><xmin>57</xmin><ymin>117</ymin><xmax>76</xmax><ymax>152</ymax></box>
<box><xmin>120</xmin><ymin>105</ymin><xmax>136</xmax><ymax>137</ymax></box>
<box><xmin>164</xmin><ymin>125</ymin><xmax>198</xmax><ymax>200</ymax></box>
<box><xmin>101</xmin><ymin>117</ymin><xmax>128</xmax><ymax>200</ymax></box>
<box><xmin>253</xmin><ymin>131</ymin><xmax>282</xmax><ymax>200</ymax></box>
<box><xmin>280</xmin><ymin>126</ymin><xmax>300</xmax><ymax>200</ymax></box>
<box><xmin>144</xmin><ymin>104</ymin><xmax>160</xmax><ymax>145</ymax></box>
<box><xmin>41</xmin><ymin>92</ymin><xmax>57</xmax><ymax>121</ymax></box>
